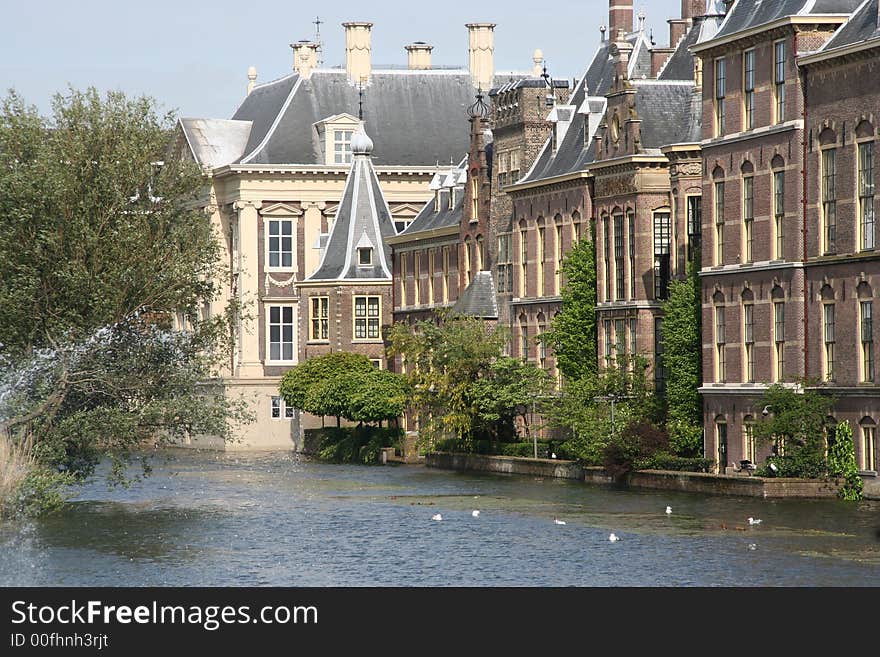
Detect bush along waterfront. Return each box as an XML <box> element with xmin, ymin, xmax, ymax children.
<box><xmin>0</xmin><ymin>88</ymin><xmax>252</xmax><ymax>516</ymax></box>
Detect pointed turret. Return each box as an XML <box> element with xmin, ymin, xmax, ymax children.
<box><xmin>306</xmin><ymin>127</ymin><xmax>396</xmax><ymax>281</ymax></box>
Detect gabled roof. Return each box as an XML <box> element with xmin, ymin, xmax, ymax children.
<box><xmin>397</xmin><ymin>162</ymin><xmax>466</xmax><ymax>238</ymax></box>
<box><xmin>714</xmin><ymin>0</ymin><xmax>863</xmax><ymax>39</ymax></box>
<box><xmin>306</xmin><ymin>130</ymin><xmax>396</xmax><ymax>281</ymax></box>
<box><xmin>822</xmin><ymin>0</ymin><xmax>880</xmax><ymax>50</ymax></box>
<box><xmin>452</xmin><ymin>271</ymin><xmax>498</xmax><ymax>319</ymax></box>
<box><xmin>633</xmin><ymin>80</ymin><xmax>701</xmax><ymax>148</ymax></box>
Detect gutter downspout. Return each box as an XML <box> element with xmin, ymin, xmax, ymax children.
<box><xmin>798</xmin><ymin>31</ymin><xmax>809</xmax><ymax>383</ymax></box>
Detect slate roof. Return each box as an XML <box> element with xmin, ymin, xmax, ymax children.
<box><xmin>715</xmin><ymin>0</ymin><xmax>864</xmax><ymax>39</ymax></box>
<box><xmin>398</xmin><ymin>167</ymin><xmax>466</xmax><ymax>237</ymax></box>
<box><xmin>306</xmin><ymin>131</ymin><xmax>396</xmax><ymax>281</ymax></box>
<box><xmin>452</xmin><ymin>271</ymin><xmax>498</xmax><ymax>319</ymax></box>
<box><xmin>658</xmin><ymin>20</ymin><xmax>704</xmax><ymax>80</ymax></box>
<box><xmin>633</xmin><ymin>80</ymin><xmax>702</xmax><ymax>147</ymax></box>
<box><xmin>822</xmin><ymin>0</ymin><xmax>880</xmax><ymax>50</ymax></box>
<box><xmin>178</xmin><ymin>119</ymin><xmax>253</xmax><ymax>168</ymax></box>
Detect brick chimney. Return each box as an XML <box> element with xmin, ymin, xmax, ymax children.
<box><xmin>405</xmin><ymin>42</ymin><xmax>433</xmax><ymax>69</ymax></box>
<box><xmin>681</xmin><ymin>0</ymin><xmax>705</xmax><ymax>20</ymax></box>
<box><xmin>466</xmin><ymin>23</ymin><xmax>496</xmax><ymax>91</ymax></box>
<box><xmin>343</xmin><ymin>22</ymin><xmax>372</xmax><ymax>83</ymax></box>
<box><xmin>609</xmin><ymin>0</ymin><xmax>634</xmax><ymax>37</ymax></box>
<box><xmin>291</xmin><ymin>41</ymin><xmax>319</xmax><ymax>78</ymax></box>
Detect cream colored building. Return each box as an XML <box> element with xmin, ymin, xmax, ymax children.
<box><xmin>175</xmin><ymin>21</ymin><xmax>528</xmax><ymax>449</ymax></box>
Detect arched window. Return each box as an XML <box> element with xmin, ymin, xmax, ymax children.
<box><xmin>519</xmin><ymin>220</ymin><xmax>528</xmax><ymax>298</ymax></box>
<box><xmin>856</xmin><ymin>120</ymin><xmax>875</xmax><ymax>252</ymax></box>
<box><xmin>554</xmin><ymin>214</ymin><xmax>563</xmax><ymax>295</ymax></box>
<box><xmin>858</xmin><ymin>282</ymin><xmax>874</xmax><ymax>383</ymax></box>
<box><xmin>741</xmin><ymin>161</ymin><xmax>754</xmax><ymax>263</ymax></box>
<box><xmin>713</xmin><ymin>167</ymin><xmax>725</xmax><ymax>265</ymax></box>
<box><xmin>771</xmin><ymin>285</ymin><xmax>786</xmax><ymax>382</ymax></box>
<box><xmin>519</xmin><ymin>313</ymin><xmax>529</xmax><ymax>362</ymax></box>
<box><xmin>463</xmin><ymin>236</ymin><xmax>472</xmax><ymax>287</ymax></box>
<box><xmin>819</xmin><ymin>128</ymin><xmax>838</xmax><ymax>254</ymax></box>
<box><xmin>860</xmin><ymin>417</ymin><xmax>876</xmax><ymax>472</ymax></box>
<box><xmin>537</xmin><ymin>217</ymin><xmax>546</xmax><ymax>297</ymax></box>
<box><xmin>476</xmin><ymin>235</ymin><xmax>484</xmax><ymax>272</ymax></box>
<box><xmin>771</xmin><ymin>155</ymin><xmax>786</xmax><ymax>260</ymax></box>
<box><xmin>821</xmin><ymin>284</ymin><xmax>836</xmax><ymax>381</ymax></box>
<box><xmin>571</xmin><ymin>210</ymin><xmax>581</xmax><ymax>243</ymax></box>
<box><xmin>742</xmin><ymin>288</ymin><xmax>755</xmax><ymax>382</ymax></box>
<box><xmin>713</xmin><ymin>290</ymin><xmax>726</xmax><ymax>382</ymax></box>
<box><xmin>537</xmin><ymin>312</ymin><xmax>547</xmax><ymax>369</ymax></box>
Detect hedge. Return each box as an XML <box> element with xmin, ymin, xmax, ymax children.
<box><xmin>303</xmin><ymin>426</ymin><xmax>403</xmax><ymax>464</ymax></box>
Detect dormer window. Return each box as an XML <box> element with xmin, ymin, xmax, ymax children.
<box><xmin>334</xmin><ymin>130</ymin><xmax>353</xmax><ymax>164</ymax></box>
<box><xmin>358</xmin><ymin>246</ymin><xmax>373</xmax><ymax>266</ymax></box>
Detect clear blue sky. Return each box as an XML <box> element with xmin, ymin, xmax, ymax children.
<box><xmin>1</xmin><ymin>0</ymin><xmax>682</xmax><ymax>120</ymax></box>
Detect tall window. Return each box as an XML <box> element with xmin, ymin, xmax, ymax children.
<box><xmin>615</xmin><ymin>319</ymin><xmax>626</xmax><ymax>360</ymax></box>
<box><xmin>310</xmin><ymin>296</ymin><xmax>329</xmax><ymax>341</ymax></box>
<box><xmin>743</xmin><ymin>416</ymin><xmax>756</xmax><ymax>463</ymax></box>
<box><xmin>628</xmin><ymin>210</ymin><xmax>636</xmax><ymax>299</ymax></box>
<box><xmin>823</xmin><ymin>303</ymin><xmax>835</xmax><ymax>380</ymax></box>
<box><xmin>614</xmin><ymin>214</ymin><xmax>625</xmax><ymax>300</ymax></box>
<box><xmin>861</xmin><ymin>301</ymin><xmax>875</xmax><ymax>383</ymax></box>
<box><xmin>476</xmin><ymin>235</ymin><xmax>485</xmax><ymax>272</ymax></box>
<box><xmin>497</xmin><ymin>234</ymin><xmax>512</xmax><ymax>294</ymax></box>
<box><xmin>715</xmin><ymin>181</ymin><xmax>725</xmax><ymax>265</ymax></box>
<box><xmin>716</xmin><ymin>417</ymin><xmax>728</xmax><ymax>472</ymax></box>
<box><xmin>654</xmin><ymin>318</ymin><xmax>666</xmax><ymax>393</ymax></box>
<box><xmin>353</xmin><ymin>296</ymin><xmax>380</xmax><ymax>340</ymax></box>
<box><xmin>863</xmin><ymin>422</ymin><xmax>877</xmax><ymax>471</ymax></box>
<box><xmin>822</xmin><ymin>148</ymin><xmax>837</xmax><ymax>254</ymax></box>
<box><xmin>520</xmin><ymin>321</ymin><xmax>529</xmax><ymax>361</ymax></box>
<box><xmin>774</xmin><ymin>170</ymin><xmax>785</xmax><ymax>259</ymax></box>
<box><xmin>538</xmin><ymin>321</ymin><xmax>547</xmax><ymax>369</ymax></box>
<box><xmin>715</xmin><ymin>305</ymin><xmax>726</xmax><ymax>382</ymax></box>
<box><xmin>399</xmin><ymin>254</ymin><xmax>408</xmax><ymax>307</ymax></box>
<box><xmin>687</xmin><ymin>196</ymin><xmax>702</xmax><ymax>260</ymax></box>
<box><xmin>470</xmin><ymin>177</ymin><xmax>479</xmax><ymax>221</ymax></box>
<box><xmin>520</xmin><ymin>222</ymin><xmax>528</xmax><ymax>297</ymax></box>
<box><xmin>538</xmin><ymin>226</ymin><xmax>546</xmax><ymax>296</ymax></box>
<box><xmin>629</xmin><ymin>318</ymin><xmax>637</xmax><ymax>358</ymax></box>
<box><xmin>603</xmin><ymin>216</ymin><xmax>611</xmax><ymax>300</ymax></box>
<box><xmin>653</xmin><ymin>212</ymin><xmax>671</xmax><ymax>299</ymax></box>
<box><xmin>743</xmin><ymin>49</ymin><xmax>755</xmax><ymax>131</ymax></box>
<box><xmin>774</xmin><ymin>301</ymin><xmax>785</xmax><ymax>382</ymax></box>
<box><xmin>604</xmin><ymin>319</ymin><xmax>614</xmax><ymax>366</ymax></box>
<box><xmin>859</xmin><ymin>142</ymin><xmax>875</xmax><ymax>251</ymax></box>
<box><xmin>267</xmin><ymin>219</ymin><xmax>294</xmax><ymax>269</ymax></box>
<box><xmin>442</xmin><ymin>246</ymin><xmax>450</xmax><ymax>302</ymax></box>
<box><xmin>413</xmin><ymin>251</ymin><xmax>421</xmax><ymax>305</ymax></box>
<box><xmin>714</xmin><ymin>58</ymin><xmax>726</xmax><ymax>136</ymax></box>
<box><xmin>774</xmin><ymin>40</ymin><xmax>786</xmax><ymax>124</ymax></box>
<box><xmin>427</xmin><ymin>249</ymin><xmax>435</xmax><ymax>303</ymax></box>
<box><xmin>334</xmin><ymin>130</ymin><xmax>353</xmax><ymax>164</ymax></box>
<box><xmin>268</xmin><ymin>305</ymin><xmax>295</xmax><ymax>362</ymax></box>
<box><xmin>742</xmin><ymin>176</ymin><xmax>754</xmax><ymax>263</ymax></box>
<box><xmin>743</xmin><ymin>302</ymin><xmax>754</xmax><ymax>382</ymax></box>
<box><xmin>555</xmin><ymin>218</ymin><xmax>563</xmax><ymax>295</ymax></box>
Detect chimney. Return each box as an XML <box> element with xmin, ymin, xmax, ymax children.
<box><xmin>612</xmin><ymin>30</ymin><xmax>633</xmax><ymax>90</ymax></box>
<box><xmin>405</xmin><ymin>42</ymin><xmax>433</xmax><ymax>70</ymax></box>
<box><xmin>651</xmin><ymin>49</ymin><xmax>674</xmax><ymax>77</ymax></box>
<box><xmin>533</xmin><ymin>49</ymin><xmax>544</xmax><ymax>77</ymax></box>
<box><xmin>668</xmin><ymin>18</ymin><xmax>688</xmax><ymax>46</ymax></box>
<box><xmin>681</xmin><ymin>0</ymin><xmax>705</xmax><ymax>20</ymax></box>
<box><xmin>466</xmin><ymin>23</ymin><xmax>496</xmax><ymax>91</ymax></box>
<box><xmin>291</xmin><ymin>41</ymin><xmax>319</xmax><ymax>78</ymax></box>
<box><xmin>246</xmin><ymin>66</ymin><xmax>257</xmax><ymax>95</ymax></box>
<box><xmin>609</xmin><ymin>0</ymin><xmax>634</xmax><ymax>37</ymax></box>
<box><xmin>343</xmin><ymin>22</ymin><xmax>373</xmax><ymax>83</ymax></box>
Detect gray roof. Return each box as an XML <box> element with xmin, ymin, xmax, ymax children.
<box><xmin>583</xmin><ymin>31</ymin><xmax>653</xmax><ymax>96</ymax></box>
<box><xmin>658</xmin><ymin>21</ymin><xmax>703</xmax><ymax>80</ymax></box>
<box><xmin>229</xmin><ymin>70</ymin><xmax>479</xmax><ymax>166</ymax></box>
<box><xmin>715</xmin><ymin>0</ymin><xmax>864</xmax><ymax>39</ymax></box>
<box><xmin>452</xmin><ymin>271</ymin><xmax>498</xmax><ymax>318</ymax></box>
<box><xmin>306</xmin><ymin>136</ymin><xmax>396</xmax><ymax>281</ymax></box>
<box><xmin>633</xmin><ymin>81</ymin><xmax>701</xmax><ymax>147</ymax></box>
<box><xmin>178</xmin><ymin>118</ymin><xmax>253</xmax><ymax>168</ymax></box>
<box><xmin>822</xmin><ymin>0</ymin><xmax>880</xmax><ymax>50</ymax></box>
<box><xmin>399</xmin><ymin>186</ymin><xmax>464</xmax><ymax>237</ymax></box>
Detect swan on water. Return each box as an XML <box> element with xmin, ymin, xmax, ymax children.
<box><xmin>472</xmin><ymin>510</ymin><xmax>480</xmax><ymax>517</ymax></box>
<box><xmin>554</xmin><ymin>518</ymin><xmax>566</xmax><ymax>525</ymax></box>
<box><xmin>665</xmin><ymin>506</ymin><xmax>672</xmax><ymax>515</ymax></box>
<box><xmin>609</xmin><ymin>533</ymin><xmax>620</xmax><ymax>542</ymax></box>
<box><xmin>431</xmin><ymin>513</ymin><xmax>443</xmax><ymax>521</ymax></box>
<box><xmin>748</xmin><ymin>543</ymin><xmax>757</xmax><ymax>550</ymax></box>
<box><xmin>748</xmin><ymin>517</ymin><xmax>762</xmax><ymax>525</ymax></box>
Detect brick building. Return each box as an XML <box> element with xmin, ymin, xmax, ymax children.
<box><xmin>692</xmin><ymin>0</ymin><xmax>878</xmax><ymax>475</ymax></box>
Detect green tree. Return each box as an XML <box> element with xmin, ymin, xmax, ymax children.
<box><xmin>346</xmin><ymin>368</ymin><xmax>408</xmax><ymax>426</ymax></box>
<box><xmin>754</xmin><ymin>382</ymin><xmax>835</xmax><ymax>478</ymax></box>
<box><xmin>660</xmin><ymin>258</ymin><xmax>703</xmax><ymax>455</ymax></box>
<box><xmin>279</xmin><ymin>352</ymin><xmax>376</xmax><ymax>426</ymax></box>
<box><xmin>470</xmin><ymin>357</ymin><xmax>554</xmax><ymax>441</ymax></box>
<box><xmin>827</xmin><ymin>420</ymin><xmax>863</xmax><ymax>500</ymax></box>
<box><xmin>0</xmin><ymin>87</ymin><xmax>250</xmax><ymax>507</ymax></box>
<box><xmin>541</xmin><ymin>231</ymin><xmax>597</xmax><ymax>382</ymax></box>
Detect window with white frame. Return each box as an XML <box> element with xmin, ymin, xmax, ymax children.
<box><xmin>774</xmin><ymin>301</ymin><xmax>785</xmax><ymax>382</ymax></box>
<box><xmin>822</xmin><ymin>148</ymin><xmax>837</xmax><ymax>254</ymax></box>
<box><xmin>267</xmin><ymin>219</ymin><xmax>294</xmax><ymax>269</ymax></box>
<box><xmin>358</xmin><ymin>246</ymin><xmax>373</xmax><ymax>266</ymax></box>
<box><xmin>353</xmin><ymin>295</ymin><xmax>381</xmax><ymax>340</ymax></box>
<box><xmin>268</xmin><ymin>305</ymin><xmax>295</xmax><ymax>362</ymax></box>
<box><xmin>774</xmin><ymin>169</ymin><xmax>785</xmax><ymax>259</ymax></box>
<box><xmin>714</xmin><ymin>58</ymin><xmax>726</xmax><ymax>136</ymax></box>
<box><xmin>715</xmin><ymin>304</ymin><xmax>726</xmax><ymax>382</ymax></box>
<box><xmin>823</xmin><ymin>303</ymin><xmax>835</xmax><ymax>381</ymax></box>
<box><xmin>271</xmin><ymin>396</ymin><xmax>295</xmax><ymax>419</ymax></box>
<box><xmin>653</xmin><ymin>211</ymin><xmax>671</xmax><ymax>300</ymax></box>
<box><xmin>334</xmin><ymin>129</ymin><xmax>353</xmax><ymax>164</ymax></box>
<box><xmin>715</xmin><ymin>181</ymin><xmax>725</xmax><ymax>266</ymax></box>
<box><xmin>774</xmin><ymin>40</ymin><xmax>786</xmax><ymax>124</ymax></box>
<box><xmin>742</xmin><ymin>175</ymin><xmax>754</xmax><ymax>263</ymax></box>
<box><xmin>628</xmin><ymin>210</ymin><xmax>636</xmax><ymax>298</ymax></box>
<box><xmin>862</xmin><ymin>420</ymin><xmax>876</xmax><ymax>471</ymax></box>
<box><xmin>743</xmin><ymin>49</ymin><xmax>755</xmax><ymax>131</ymax></box>
<box><xmin>614</xmin><ymin>214</ymin><xmax>625</xmax><ymax>300</ymax></box>
<box><xmin>743</xmin><ymin>302</ymin><xmax>754</xmax><ymax>382</ymax></box>
<box><xmin>861</xmin><ymin>300</ymin><xmax>874</xmax><ymax>383</ymax></box>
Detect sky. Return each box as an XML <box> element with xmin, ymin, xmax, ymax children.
<box><xmin>1</xmin><ymin>0</ymin><xmax>683</xmax><ymax>121</ymax></box>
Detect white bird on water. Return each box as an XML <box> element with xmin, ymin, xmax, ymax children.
<box><xmin>665</xmin><ymin>506</ymin><xmax>672</xmax><ymax>515</ymax></box>
<box><xmin>554</xmin><ymin>518</ymin><xmax>566</xmax><ymax>525</ymax></box>
<box><xmin>472</xmin><ymin>510</ymin><xmax>480</xmax><ymax>518</ymax></box>
<box><xmin>748</xmin><ymin>517</ymin><xmax>762</xmax><ymax>525</ymax></box>
<box><xmin>609</xmin><ymin>533</ymin><xmax>620</xmax><ymax>542</ymax></box>
<box><xmin>748</xmin><ymin>543</ymin><xmax>757</xmax><ymax>550</ymax></box>
<box><xmin>431</xmin><ymin>513</ymin><xmax>443</xmax><ymax>521</ymax></box>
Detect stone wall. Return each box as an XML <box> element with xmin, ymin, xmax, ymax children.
<box><xmin>426</xmin><ymin>452</ymin><xmax>583</xmax><ymax>480</ymax></box>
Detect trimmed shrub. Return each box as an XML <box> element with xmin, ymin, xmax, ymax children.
<box><xmin>635</xmin><ymin>451</ymin><xmax>714</xmax><ymax>473</ymax></box>
<box><xmin>303</xmin><ymin>426</ymin><xmax>403</xmax><ymax>464</ymax></box>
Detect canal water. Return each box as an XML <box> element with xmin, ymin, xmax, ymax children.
<box><xmin>1</xmin><ymin>449</ymin><xmax>879</xmax><ymax>586</ymax></box>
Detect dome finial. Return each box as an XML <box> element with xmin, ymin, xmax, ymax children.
<box><xmin>351</xmin><ymin>127</ymin><xmax>374</xmax><ymax>156</ymax></box>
